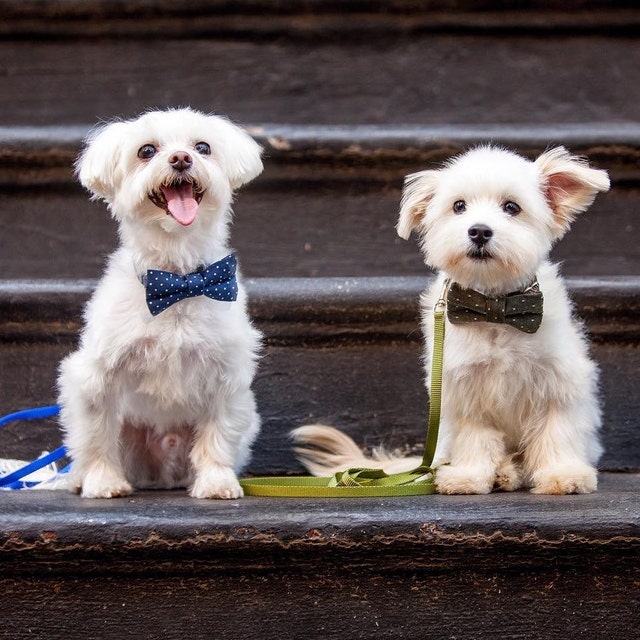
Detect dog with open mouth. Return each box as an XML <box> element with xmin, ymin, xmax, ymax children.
<box><xmin>294</xmin><ymin>146</ymin><xmax>610</xmax><ymax>495</ymax></box>
<box><xmin>57</xmin><ymin>108</ymin><xmax>263</xmax><ymax>498</ymax></box>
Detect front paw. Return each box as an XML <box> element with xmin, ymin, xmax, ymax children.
<box><xmin>531</xmin><ymin>463</ymin><xmax>598</xmax><ymax>495</ymax></box>
<box><xmin>493</xmin><ymin>457</ymin><xmax>522</xmax><ymax>492</ymax></box>
<box><xmin>435</xmin><ymin>465</ymin><xmax>493</xmax><ymax>495</ymax></box>
<box><xmin>81</xmin><ymin>462</ymin><xmax>133</xmax><ymax>499</ymax></box>
<box><xmin>191</xmin><ymin>465</ymin><xmax>243</xmax><ymax>500</ymax></box>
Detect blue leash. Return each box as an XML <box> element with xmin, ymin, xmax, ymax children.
<box><xmin>0</xmin><ymin>405</ymin><xmax>69</xmax><ymax>489</ymax></box>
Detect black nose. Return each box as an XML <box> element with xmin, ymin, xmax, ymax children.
<box><xmin>468</xmin><ymin>224</ymin><xmax>493</xmax><ymax>247</ymax></box>
<box><xmin>169</xmin><ymin>152</ymin><xmax>193</xmax><ymax>171</ymax></box>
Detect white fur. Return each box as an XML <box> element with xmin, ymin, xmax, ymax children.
<box><xmin>57</xmin><ymin>108</ymin><xmax>263</xmax><ymax>499</ymax></box>
<box><xmin>294</xmin><ymin>146</ymin><xmax>610</xmax><ymax>495</ymax></box>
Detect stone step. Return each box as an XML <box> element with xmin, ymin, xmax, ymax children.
<box><xmin>1</xmin><ymin>473</ymin><xmax>639</xmax><ymax>639</ymax></box>
<box><xmin>0</xmin><ymin>2</ymin><xmax>639</xmax><ymax>126</ymax></box>
<box><xmin>1</xmin><ymin>276</ymin><xmax>638</xmax><ymax>474</ymax></box>
<box><xmin>1</xmin><ymin>124</ymin><xmax>638</xmax><ymax>279</ymax></box>
<box><xmin>3</xmin><ymin>5</ymin><xmax>637</xmax><ymax>635</ymax></box>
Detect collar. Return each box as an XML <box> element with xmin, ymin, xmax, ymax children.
<box><xmin>445</xmin><ymin>278</ymin><xmax>544</xmax><ymax>333</ymax></box>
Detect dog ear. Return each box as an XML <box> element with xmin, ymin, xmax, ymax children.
<box><xmin>535</xmin><ymin>147</ymin><xmax>610</xmax><ymax>233</ymax></box>
<box><xmin>397</xmin><ymin>170</ymin><xmax>440</xmax><ymax>240</ymax></box>
<box><xmin>208</xmin><ymin>117</ymin><xmax>263</xmax><ymax>189</ymax></box>
<box><xmin>75</xmin><ymin>121</ymin><xmax>129</xmax><ymax>202</ymax></box>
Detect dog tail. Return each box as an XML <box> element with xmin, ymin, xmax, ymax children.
<box><xmin>291</xmin><ymin>424</ymin><xmax>422</xmax><ymax>476</ymax></box>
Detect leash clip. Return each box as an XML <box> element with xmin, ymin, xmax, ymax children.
<box><xmin>435</xmin><ymin>278</ymin><xmax>451</xmax><ymax>313</ymax></box>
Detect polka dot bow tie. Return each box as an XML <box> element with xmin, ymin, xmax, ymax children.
<box><xmin>143</xmin><ymin>254</ymin><xmax>238</xmax><ymax>316</ymax></box>
<box><xmin>446</xmin><ymin>279</ymin><xmax>544</xmax><ymax>334</ymax></box>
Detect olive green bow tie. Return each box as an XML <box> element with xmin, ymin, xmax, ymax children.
<box><xmin>446</xmin><ymin>279</ymin><xmax>544</xmax><ymax>333</ymax></box>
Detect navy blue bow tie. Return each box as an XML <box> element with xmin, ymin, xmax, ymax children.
<box><xmin>142</xmin><ymin>254</ymin><xmax>238</xmax><ymax>316</ymax></box>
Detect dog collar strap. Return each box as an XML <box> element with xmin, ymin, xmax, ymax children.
<box><xmin>142</xmin><ymin>254</ymin><xmax>238</xmax><ymax>316</ymax></box>
<box><xmin>446</xmin><ymin>279</ymin><xmax>543</xmax><ymax>333</ymax></box>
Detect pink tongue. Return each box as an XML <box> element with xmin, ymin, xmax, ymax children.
<box><xmin>161</xmin><ymin>183</ymin><xmax>198</xmax><ymax>226</ymax></box>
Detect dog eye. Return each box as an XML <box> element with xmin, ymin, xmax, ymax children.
<box><xmin>137</xmin><ymin>144</ymin><xmax>157</xmax><ymax>160</ymax></box>
<box><xmin>453</xmin><ymin>200</ymin><xmax>466</xmax><ymax>214</ymax></box>
<box><xmin>503</xmin><ymin>201</ymin><xmax>522</xmax><ymax>216</ymax></box>
<box><xmin>194</xmin><ymin>142</ymin><xmax>211</xmax><ymax>156</ymax></box>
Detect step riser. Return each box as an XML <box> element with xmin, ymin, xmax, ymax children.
<box><xmin>1</xmin><ymin>328</ymin><xmax>638</xmax><ymax>473</ymax></box>
<box><xmin>2</xmin><ymin>35</ymin><xmax>640</xmax><ymax>125</ymax></box>
<box><xmin>2</xmin><ymin>567</ymin><xmax>638</xmax><ymax>640</ymax></box>
<box><xmin>1</xmin><ymin>181</ymin><xmax>637</xmax><ymax>279</ymax></box>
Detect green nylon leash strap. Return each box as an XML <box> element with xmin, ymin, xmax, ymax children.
<box><xmin>238</xmin><ymin>472</ymin><xmax>436</xmax><ymax>498</ymax></box>
<box><xmin>239</xmin><ymin>281</ymin><xmax>448</xmax><ymax>498</ymax></box>
<box><xmin>421</xmin><ymin>280</ymin><xmax>447</xmax><ymax>470</ymax></box>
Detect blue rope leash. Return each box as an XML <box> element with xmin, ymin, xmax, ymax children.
<box><xmin>0</xmin><ymin>404</ymin><xmax>68</xmax><ymax>489</ymax></box>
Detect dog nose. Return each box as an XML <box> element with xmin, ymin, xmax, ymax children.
<box><xmin>468</xmin><ymin>224</ymin><xmax>493</xmax><ymax>247</ymax></box>
<box><xmin>169</xmin><ymin>152</ymin><xmax>193</xmax><ymax>171</ymax></box>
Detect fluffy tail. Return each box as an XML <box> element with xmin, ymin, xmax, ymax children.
<box><xmin>291</xmin><ymin>424</ymin><xmax>422</xmax><ymax>476</ymax></box>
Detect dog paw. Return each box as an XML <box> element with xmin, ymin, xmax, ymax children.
<box><xmin>435</xmin><ymin>465</ymin><xmax>493</xmax><ymax>495</ymax></box>
<box><xmin>530</xmin><ymin>463</ymin><xmax>598</xmax><ymax>495</ymax></box>
<box><xmin>81</xmin><ymin>463</ymin><xmax>133</xmax><ymax>499</ymax></box>
<box><xmin>493</xmin><ymin>457</ymin><xmax>522</xmax><ymax>492</ymax></box>
<box><xmin>191</xmin><ymin>465</ymin><xmax>243</xmax><ymax>500</ymax></box>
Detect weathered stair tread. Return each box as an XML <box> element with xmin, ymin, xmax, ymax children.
<box><xmin>2</xmin><ymin>275</ymin><xmax>639</xmax><ymax>341</ymax></box>
<box><xmin>3</xmin><ymin>122</ymin><xmax>640</xmax><ymax>184</ymax></box>
<box><xmin>3</xmin><ymin>0</ymin><xmax>640</xmax><ymax>38</ymax></box>
<box><xmin>1</xmin><ymin>473</ymin><xmax>637</xmax><ymax>639</ymax></box>
<box><xmin>2</xmin><ymin>472</ymin><xmax>638</xmax><ymax>567</ymax></box>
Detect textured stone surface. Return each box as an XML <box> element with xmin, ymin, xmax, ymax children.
<box><xmin>0</xmin><ymin>474</ymin><xmax>638</xmax><ymax>640</ymax></box>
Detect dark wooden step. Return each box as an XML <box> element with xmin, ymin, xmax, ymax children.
<box><xmin>0</xmin><ymin>5</ymin><xmax>639</xmax><ymax>126</ymax></box>
<box><xmin>4</xmin><ymin>123</ymin><xmax>640</xmax><ymax>184</ymax></box>
<box><xmin>1</xmin><ymin>124</ymin><xmax>638</xmax><ymax>279</ymax></box>
<box><xmin>3</xmin><ymin>0</ymin><xmax>640</xmax><ymax>39</ymax></box>
<box><xmin>1</xmin><ymin>276</ymin><xmax>639</xmax><ymax>473</ymax></box>
<box><xmin>1</xmin><ymin>473</ymin><xmax>639</xmax><ymax>639</ymax></box>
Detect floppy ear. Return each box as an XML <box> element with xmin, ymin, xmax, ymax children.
<box><xmin>535</xmin><ymin>147</ymin><xmax>610</xmax><ymax>234</ymax></box>
<box><xmin>208</xmin><ymin>116</ymin><xmax>263</xmax><ymax>189</ymax></box>
<box><xmin>75</xmin><ymin>121</ymin><xmax>129</xmax><ymax>202</ymax></box>
<box><xmin>397</xmin><ymin>170</ymin><xmax>440</xmax><ymax>240</ymax></box>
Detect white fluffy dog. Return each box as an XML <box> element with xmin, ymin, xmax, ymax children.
<box><xmin>58</xmin><ymin>108</ymin><xmax>263</xmax><ymax>499</ymax></box>
<box><xmin>294</xmin><ymin>146</ymin><xmax>610</xmax><ymax>494</ymax></box>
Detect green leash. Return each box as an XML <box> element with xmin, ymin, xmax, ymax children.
<box><xmin>240</xmin><ymin>282</ymin><xmax>448</xmax><ymax>498</ymax></box>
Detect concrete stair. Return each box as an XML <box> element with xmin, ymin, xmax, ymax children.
<box><xmin>1</xmin><ymin>275</ymin><xmax>640</xmax><ymax>474</ymax></box>
<box><xmin>1</xmin><ymin>123</ymin><xmax>639</xmax><ymax>279</ymax></box>
<box><xmin>2</xmin><ymin>476</ymin><xmax>639</xmax><ymax>640</ymax></box>
<box><xmin>1</xmin><ymin>2</ymin><xmax>639</xmax><ymax>638</ymax></box>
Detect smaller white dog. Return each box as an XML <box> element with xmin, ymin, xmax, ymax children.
<box><xmin>57</xmin><ymin>108</ymin><xmax>263</xmax><ymax>499</ymax></box>
<box><xmin>294</xmin><ymin>146</ymin><xmax>609</xmax><ymax>494</ymax></box>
